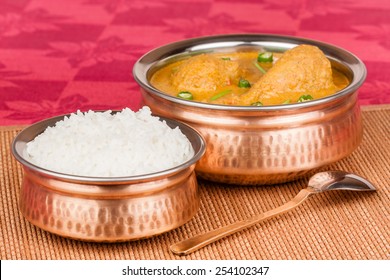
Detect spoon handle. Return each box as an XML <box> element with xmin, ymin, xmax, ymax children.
<box><xmin>170</xmin><ymin>188</ymin><xmax>312</xmax><ymax>256</ymax></box>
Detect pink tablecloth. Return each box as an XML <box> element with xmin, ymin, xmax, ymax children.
<box><xmin>1</xmin><ymin>0</ymin><xmax>390</xmax><ymax>125</ymax></box>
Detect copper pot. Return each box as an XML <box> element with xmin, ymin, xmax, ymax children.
<box><xmin>133</xmin><ymin>34</ymin><xmax>367</xmax><ymax>185</ymax></box>
<box><xmin>12</xmin><ymin>114</ymin><xmax>206</xmax><ymax>242</ymax></box>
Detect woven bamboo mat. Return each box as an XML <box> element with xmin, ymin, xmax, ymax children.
<box><xmin>1</xmin><ymin>105</ymin><xmax>389</xmax><ymax>260</ymax></box>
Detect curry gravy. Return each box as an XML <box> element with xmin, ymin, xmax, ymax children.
<box><xmin>150</xmin><ymin>49</ymin><xmax>350</xmax><ymax>106</ymax></box>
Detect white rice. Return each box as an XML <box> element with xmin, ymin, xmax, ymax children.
<box><xmin>25</xmin><ymin>107</ymin><xmax>195</xmax><ymax>177</ymax></box>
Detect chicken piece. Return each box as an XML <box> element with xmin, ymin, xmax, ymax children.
<box><xmin>240</xmin><ymin>45</ymin><xmax>337</xmax><ymax>105</ymax></box>
<box><xmin>171</xmin><ymin>53</ymin><xmax>240</xmax><ymax>95</ymax></box>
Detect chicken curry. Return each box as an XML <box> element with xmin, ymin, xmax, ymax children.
<box><xmin>150</xmin><ymin>45</ymin><xmax>350</xmax><ymax>106</ymax></box>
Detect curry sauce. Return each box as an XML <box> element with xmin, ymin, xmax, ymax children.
<box><xmin>150</xmin><ymin>45</ymin><xmax>350</xmax><ymax>106</ymax></box>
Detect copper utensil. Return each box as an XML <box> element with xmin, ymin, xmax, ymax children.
<box><xmin>12</xmin><ymin>113</ymin><xmax>206</xmax><ymax>242</ymax></box>
<box><xmin>133</xmin><ymin>34</ymin><xmax>367</xmax><ymax>185</ymax></box>
<box><xmin>170</xmin><ymin>170</ymin><xmax>376</xmax><ymax>255</ymax></box>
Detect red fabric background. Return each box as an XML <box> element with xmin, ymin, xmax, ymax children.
<box><xmin>0</xmin><ymin>0</ymin><xmax>389</xmax><ymax>125</ymax></box>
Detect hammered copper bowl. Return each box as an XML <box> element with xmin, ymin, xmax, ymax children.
<box><xmin>11</xmin><ymin>113</ymin><xmax>206</xmax><ymax>242</ymax></box>
<box><xmin>133</xmin><ymin>34</ymin><xmax>367</xmax><ymax>185</ymax></box>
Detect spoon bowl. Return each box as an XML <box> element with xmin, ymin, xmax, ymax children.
<box><xmin>308</xmin><ymin>170</ymin><xmax>376</xmax><ymax>192</ymax></box>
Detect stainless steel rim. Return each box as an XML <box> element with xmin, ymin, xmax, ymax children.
<box><xmin>133</xmin><ymin>33</ymin><xmax>367</xmax><ymax>111</ymax></box>
<box><xmin>11</xmin><ymin>113</ymin><xmax>206</xmax><ymax>183</ymax></box>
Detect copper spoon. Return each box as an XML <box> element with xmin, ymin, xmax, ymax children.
<box><xmin>170</xmin><ymin>170</ymin><xmax>376</xmax><ymax>256</ymax></box>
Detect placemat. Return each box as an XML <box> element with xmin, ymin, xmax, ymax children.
<box><xmin>1</xmin><ymin>106</ymin><xmax>389</xmax><ymax>260</ymax></box>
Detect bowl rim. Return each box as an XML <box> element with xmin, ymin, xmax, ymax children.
<box><xmin>11</xmin><ymin>110</ymin><xmax>206</xmax><ymax>184</ymax></box>
<box><xmin>133</xmin><ymin>33</ymin><xmax>367</xmax><ymax>111</ymax></box>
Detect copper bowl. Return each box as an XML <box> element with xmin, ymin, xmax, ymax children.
<box><xmin>133</xmin><ymin>34</ymin><xmax>367</xmax><ymax>185</ymax></box>
<box><xmin>11</xmin><ymin>113</ymin><xmax>206</xmax><ymax>242</ymax></box>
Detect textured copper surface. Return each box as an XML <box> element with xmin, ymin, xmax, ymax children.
<box><xmin>141</xmin><ymin>89</ymin><xmax>362</xmax><ymax>185</ymax></box>
<box><xmin>134</xmin><ymin>34</ymin><xmax>366</xmax><ymax>185</ymax></box>
<box><xmin>18</xmin><ymin>167</ymin><xmax>199</xmax><ymax>242</ymax></box>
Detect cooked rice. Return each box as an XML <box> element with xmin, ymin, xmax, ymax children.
<box><xmin>26</xmin><ymin>107</ymin><xmax>195</xmax><ymax>177</ymax></box>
